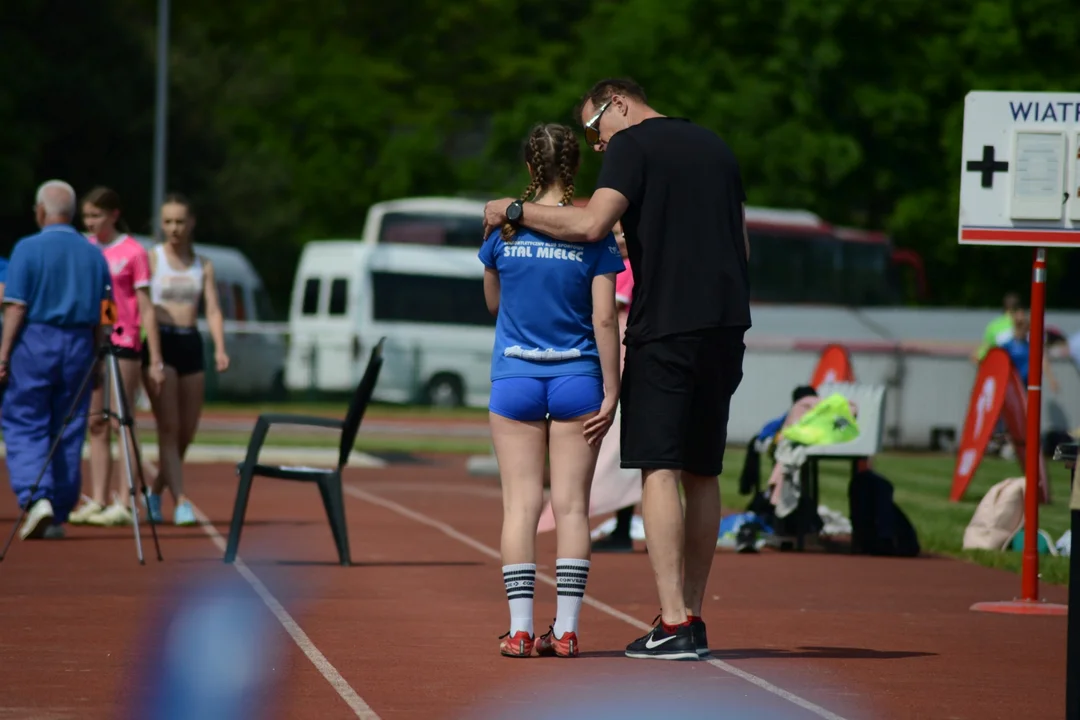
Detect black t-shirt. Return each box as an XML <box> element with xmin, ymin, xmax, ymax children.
<box><xmin>595</xmin><ymin>117</ymin><xmax>751</xmax><ymax>345</ymax></box>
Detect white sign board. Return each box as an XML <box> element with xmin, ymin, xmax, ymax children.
<box><xmin>959</xmin><ymin>91</ymin><xmax>1080</xmax><ymax>246</ymax></box>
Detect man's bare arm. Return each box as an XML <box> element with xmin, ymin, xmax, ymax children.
<box><xmin>483</xmin><ymin>189</ymin><xmax>628</xmax><ymax>244</ymax></box>
<box><xmin>0</xmin><ymin>303</ymin><xmax>27</xmax><ymax>363</ymax></box>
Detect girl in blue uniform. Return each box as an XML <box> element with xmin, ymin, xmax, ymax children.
<box><xmin>479</xmin><ymin>123</ymin><xmax>624</xmax><ymax>658</ymax></box>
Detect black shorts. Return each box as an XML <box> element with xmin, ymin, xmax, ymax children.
<box><xmin>143</xmin><ymin>325</ymin><xmax>205</xmax><ymax>377</ymax></box>
<box><xmin>620</xmin><ymin>326</ymin><xmax>746</xmax><ymax>477</ymax></box>
<box><xmin>92</xmin><ymin>344</ymin><xmax>143</xmax><ymax>389</ymax></box>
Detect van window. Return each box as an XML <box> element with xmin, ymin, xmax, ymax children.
<box><xmin>301</xmin><ymin>278</ymin><xmax>321</xmax><ymax>315</ymax></box>
<box><xmin>328</xmin><ymin>278</ymin><xmax>348</xmax><ymax>316</ymax></box>
<box><xmin>370</xmin><ymin>271</ymin><xmax>494</xmax><ymax>327</ymax></box>
<box><xmin>232</xmin><ymin>284</ymin><xmax>248</xmax><ymax>321</ymax></box>
<box><xmin>379</xmin><ymin>212</ymin><xmax>480</xmax><ymax>248</ymax></box>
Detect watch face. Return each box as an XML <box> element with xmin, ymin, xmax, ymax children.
<box><xmin>507</xmin><ymin>201</ymin><xmax>522</xmax><ymax>222</ymax></box>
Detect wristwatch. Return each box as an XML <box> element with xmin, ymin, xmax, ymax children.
<box><xmin>506</xmin><ymin>200</ymin><xmax>524</xmax><ymax>225</ymax></box>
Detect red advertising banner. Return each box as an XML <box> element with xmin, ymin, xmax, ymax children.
<box><xmin>811</xmin><ymin>343</ymin><xmax>855</xmax><ymax>388</ymax></box>
<box><xmin>999</xmin><ymin>366</ymin><xmax>1052</xmax><ymax>504</ymax></box>
<box><xmin>950</xmin><ymin>348</ymin><xmax>1011</xmax><ymax>502</ymax></box>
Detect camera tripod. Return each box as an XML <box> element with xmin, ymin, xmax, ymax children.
<box><xmin>0</xmin><ymin>340</ymin><xmax>163</xmax><ymax>564</ymax></box>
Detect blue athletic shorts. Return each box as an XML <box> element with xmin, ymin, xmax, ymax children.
<box><xmin>489</xmin><ymin>375</ymin><xmax>604</xmax><ymax>422</ymax></box>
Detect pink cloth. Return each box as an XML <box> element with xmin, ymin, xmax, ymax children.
<box><xmin>615</xmin><ymin>258</ymin><xmax>634</xmax><ymax>309</ymax></box>
<box><xmin>90</xmin><ymin>234</ymin><xmax>150</xmax><ymax>350</ymax></box>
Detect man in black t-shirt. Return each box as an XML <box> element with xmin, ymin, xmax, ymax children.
<box><xmin>483</xmin><ymin>78</ymin><xmax>751</xmax><ymax>661</ymax></box>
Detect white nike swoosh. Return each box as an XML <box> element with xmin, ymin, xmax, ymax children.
<box><xmin>645</xmin><ymin>634</ymin><xmax>678</xmax><ymax>649</ymax></box>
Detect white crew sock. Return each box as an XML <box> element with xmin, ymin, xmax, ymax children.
<box><xmin>502</xmin><ymin>563</ymin><xmax>536</xmax><ymax>636</ymax></box>
<box><xmin>554</xmin><ymin>558</ymin><xmax>591</xmax><ymax>638</ymax></box>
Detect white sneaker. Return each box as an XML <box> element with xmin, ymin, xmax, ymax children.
<box><xmin>86</xmin><ymin>503</ymin><xmax>135</xmax><ymax>527</ymax></box>
<box><xmin>69</xmin><ymin>499</ymin><xmax>105</xmax><ymax>525</ymax></box>
<box><xmin>20</xmin><ymin>499</ymin><xmax>55</xmax><ymax>540</ymax></box>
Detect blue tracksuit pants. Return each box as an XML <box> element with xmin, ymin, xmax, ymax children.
<box><xmin>3</xmin><ymin>324</ymin><xmax>95</xmax><ymax>522</ymax></box>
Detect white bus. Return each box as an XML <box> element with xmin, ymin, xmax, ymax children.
<box><xmin>284</xmin><ymin>240</ymin><xmax>494</xmax><ymax>407</ymax></box>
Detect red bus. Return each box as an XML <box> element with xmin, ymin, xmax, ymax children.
<box><xmin>743</xmin><ymin>208</ymin><xmax>928</xmax><ymax>306</ymax></box>
<box><xmin>577</xmin><ymin>199</ymin><xmax>928</xmax><ymax>306</ymax></box>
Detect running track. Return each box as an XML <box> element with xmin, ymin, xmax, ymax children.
<box><xmin>0</xmin><ymin>455</ymin><xmax>1067</xmax><ymax>719</ymax></box>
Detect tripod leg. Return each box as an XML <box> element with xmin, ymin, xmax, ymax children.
<box><xmin>0</xmin><ymin>350</ymin><xmax>100</xmax><ymax>562</ymax></box>
<box><xmin>108</xmin><ymin>353</ymin><xmax>145</xmax><ymax>565</ymax></box>
<box><xmin>109</xmin><ymin>351</ymin><xmax>163</xmax><ymax>563</ymax></box>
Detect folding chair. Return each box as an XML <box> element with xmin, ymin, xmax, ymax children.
<box><xmin>224</xmin><ymin>337</ymin><xmax>386</xmax><ymax>566</ymax></box>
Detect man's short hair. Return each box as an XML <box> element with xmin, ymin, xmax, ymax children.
<box><xmin>35</xmin><ymin>179</ymin><xmax>77</xmax><ymax>220</ymax></box>
<box><xmin>1002</xmin><ymin>292</ymin><xmax>1022</xmax><ymax>312</ymax></box>
<box><xmin>574</xmin><ymin>78</ymin><xmax>648</xmax><ymax>122</ymax></box>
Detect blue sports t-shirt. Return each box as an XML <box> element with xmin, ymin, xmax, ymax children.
<box><xmin>999</xmin><ymin>336</ymin><xmax>1030</xmax><ymax>384</ymax></box>
<box><xmin>478</xmin><ymin>227</ymin><xmax>625</xmax><ymax>381</ymax></box>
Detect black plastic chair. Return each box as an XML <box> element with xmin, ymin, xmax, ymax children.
<box><xmin>224</xmin><ymin>337</ymin><xmax>386</xmax><ymax>566</ymax></box>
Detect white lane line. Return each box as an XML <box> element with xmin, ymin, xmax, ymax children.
<box><xmin>344</xmin><ymin>483</ymin><xmax>851</xmax><ymax>720</ymax></box>
<box><xmin>188</xmin><ymin>501</ymin><xmax>381</xmax><ymax>720</ymax></box>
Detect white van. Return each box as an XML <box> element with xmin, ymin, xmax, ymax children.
<box><xmin>284</xmin><ymin>240</ymin><xmax>495</xmax><ymax>407</ymax></box>
<box><xmin>131</xmin><ymin>235</ymin><xmax>287</xmax><ymax>398</ymax></box>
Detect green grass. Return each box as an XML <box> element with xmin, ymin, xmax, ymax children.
<box><xmin>718</xmin><ymin>448</ymin><xmax>1072</xmax><ymax>586</ymax></box>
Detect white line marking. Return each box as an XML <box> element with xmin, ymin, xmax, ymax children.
<box><xmin>344</xmin><ymin>484</ymin><xmax>850</xmax><ymax>720</ymax></box>
<box><xmin>188</xmin><ymin>501</ymin><xmax>381</xmax><ymax>720</ymax></box>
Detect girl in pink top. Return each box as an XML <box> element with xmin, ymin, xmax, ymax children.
<box><xmin>69</xmin><ymin>187</ymin><xmax>166</xmax><ymax>528</ymax></box>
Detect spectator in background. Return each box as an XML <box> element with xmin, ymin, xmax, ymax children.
<box><xmin>971</xmin><ymin>291</ymin><xmax>1020</xmax><ymax>364</ymax></box>
<box><xmin>142</xmin><ymin>193</ymin><xmax>229</xmax><ymax>527</ymax></box>
<box><xmin>998</xmin><ymin>308</ymin><xmax>1059</xmax><ymax>394</ymax></box>
<box><xmin>591</xmin><ymin>221</ymin><xmax>639</xmax><ymax>553</ymax></box>
<box><xmin>69</xmin><ymin>187</ymin><xmax>166</xmax><ymax>527</ymax></box>
<box><xmin>0</xmin><ymin>180</ymin><xmax>112</xmax><ymax>540</ymax></box>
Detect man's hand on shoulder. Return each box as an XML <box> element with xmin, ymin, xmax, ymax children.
<box><xmin>482</xmin><ymin>198</ymin><xmax>517</xmax><ymax>241</ymax></box>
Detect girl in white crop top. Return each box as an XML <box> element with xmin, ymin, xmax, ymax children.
<box><xmin>149</xmin><ymin>244</ymin><xmax>204</xmax><ymax>307</ymax></box>
<box><xmin>142</xmin><ymin>193</ymin><xmax>229</xmax><ymax>528</ymax></box>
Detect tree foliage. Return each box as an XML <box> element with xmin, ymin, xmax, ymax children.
<box><xmin>2</xmin><ymin>0</ymin><xmax>1078</xmax><ymax>312</ymax></box>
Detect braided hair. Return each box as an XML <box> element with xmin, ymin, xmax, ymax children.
<box><xmin>501</xmin><ymin>123</ymin><xmax>580</xmax><ymax>242</ymax></box>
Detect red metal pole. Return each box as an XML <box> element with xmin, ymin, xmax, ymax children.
<box><xmin>1021</xmin><ymin>247</ymin><xmax>1047</xmax><ymax>603</ymax></box>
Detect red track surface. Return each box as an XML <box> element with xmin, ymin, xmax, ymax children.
<box><xmin>0</xmin><ymin>455</ymin><xmax>1068</xmax><ymax>719</ymax></box>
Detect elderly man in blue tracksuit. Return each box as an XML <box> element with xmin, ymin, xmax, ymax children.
<box><xmin>0</xmin><ymin>180</ymin><xmax>112</xmax><ymax>540</ymax></box>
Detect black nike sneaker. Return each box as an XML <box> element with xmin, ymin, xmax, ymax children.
<box><xmin>625</xmin><ymin>618</ymin><xmax>699</xmax><ymax>660</ymax></box>
<box><xmin>689</xmin><ymin>616</ymin><xmax>710</xmax><ymax>657</ymax></box>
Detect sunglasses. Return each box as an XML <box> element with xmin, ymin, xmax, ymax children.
<box><xmin>584</xmin><ymin>98</ymin><xmax>613</xmax><ymax>146</ymax></box>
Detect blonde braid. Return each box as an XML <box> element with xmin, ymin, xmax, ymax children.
<box><xmin>502</xmin><ymin>133</ymin><xmax>545</xmax><ymax>242</ymax></box>
<box><xmin>555</xmin><ymin>128</ymin><xmax>578</xmax><ymax>207</ymax></box>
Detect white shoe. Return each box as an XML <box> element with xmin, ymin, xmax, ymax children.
<box><xmin>20</xmin><ymin>499</ymin><xmax>55</xmax><ymax>540</ymax></box>
<box><xmin>69</xmin><ymin>499</ymin><xmax>105</xmax><ymax>525</ymax></box>
<box><xmin>85</xmin><ymin>503</ymin><xmax>135</xmax><ymax>527</ymax></box>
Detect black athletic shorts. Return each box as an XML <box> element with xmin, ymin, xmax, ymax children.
<box><xmin>620</xmin><ymin>326</ymin><xmax>746</xmax><ymax>477</ymax></box>
<box><xmin>142</xmin><ymin>324</ymin><xmax>205</xmax><ymax>377</ymax></box>
<box><xmin>92</xmin><ymin>343</ymin><xmax>143</xmax><ymax>389</ymax></box>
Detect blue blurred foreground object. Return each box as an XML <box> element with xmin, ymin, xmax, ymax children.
<box><xmin>126</xmin><ymin>577</ymin><xmax>285</xmax><ymax>720</ymax></box>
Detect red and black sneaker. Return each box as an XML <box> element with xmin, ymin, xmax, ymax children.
<box><xmin>535</xmin><ymin>623</ymin><xmax>579</xmax><ymax>658</ymax></box>
<box><xmin>499</xmin><ymin>630</ymin><xmax>534</xmax><ymax>658</ymax></box>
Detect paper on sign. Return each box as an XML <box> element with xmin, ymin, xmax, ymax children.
<box><xmin>1010</xmin><ymin>131</ymin><xmax>1066</xmax><ymax>220</ymax></box>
